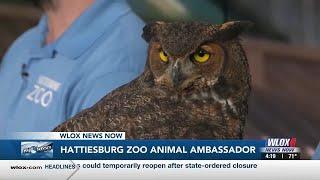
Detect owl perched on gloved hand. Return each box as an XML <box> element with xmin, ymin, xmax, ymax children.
<box><xmin>53</xmin><ymin>21</ymin><xmax>252</xmax><ymax>139</ymax></box>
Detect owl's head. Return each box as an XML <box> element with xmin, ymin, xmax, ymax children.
<box><xmin>142</xmin><ymin>21</ymin><xmax>252</xmax><ymax>95</ymax></box>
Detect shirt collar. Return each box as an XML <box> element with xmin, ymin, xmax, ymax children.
<box><xmin>31</xmin><ymin>0</ymin><xmax>130</xmax><ymax>60</ymax></box>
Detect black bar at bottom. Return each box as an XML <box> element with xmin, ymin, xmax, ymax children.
<box><xmin>261</xmin><ymin>153</ymin><xmax>300</xmax><ymax>160</ymax></box>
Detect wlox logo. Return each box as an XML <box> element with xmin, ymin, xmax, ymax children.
<box><xmin>266</xmin><ymin>138</ymin><xmax>296</xmax><ymax>147</ymax></box>
<box><xmin>21</xmin><ymin>141</ymin><xmax>53</xmax><ymax>158</ymax></box>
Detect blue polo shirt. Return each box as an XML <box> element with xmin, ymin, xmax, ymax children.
<box><xmin>0</xmin><ymin>0</ymin><xmax>147</xmax><ymax>136</ymax></box>
<box><xmin>313</xmin><ymin>143</ymin><xmax>320</xmax><ymax>159</ymax></box>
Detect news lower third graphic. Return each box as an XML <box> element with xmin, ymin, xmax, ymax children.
<box><xmin>261</xmin><ymin>138</ymin><xmax>300</xmax><ymax>160</ymax></box>
<box><xmin>0</xmin><ymin>132</ymin><xmax>301</xmax><ymax>160</ymax></box>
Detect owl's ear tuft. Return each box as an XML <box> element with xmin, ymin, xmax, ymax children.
<box><xmin>142</xmin><ymin>21</ymin><xmax>165</xmax><ymax>42</ymax></box>
<box><xmin>218</xmin><ymin>21</ymin><xmax>253</xmax><ymax>40</ymax></box>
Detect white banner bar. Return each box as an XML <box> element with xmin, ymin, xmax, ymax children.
<box><xmin>3</xmin><ymin>132</ymin><xmax>125</xmax><ymax>140</ymax></box>
<box><xmin>0</xmin><ymin>160</ymin><xmax>319</xmax><ymax>180</ymax></box>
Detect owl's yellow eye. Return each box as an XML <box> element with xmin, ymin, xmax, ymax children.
<box><xmin>193</xmin><ymin>49</ymin><xmax>210</xmax><ymax>63</ymax></box>
<box><xmin>159</xmin><ymin>50</ymin><xmax>168</xmax><ymax>62</ymax></box>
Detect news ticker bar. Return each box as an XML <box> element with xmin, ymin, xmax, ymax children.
<box><xmin>0</xmin><ymin>139</ymin><xmax>300</xmax><ymax>160</ymax></box>
<box><xmin>1</xmin><ymin>160</ymin><xmax>319</xmax><ymax>180</ymax></box>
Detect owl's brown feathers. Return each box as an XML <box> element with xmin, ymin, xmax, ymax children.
<box><xmin>53</xmin><ymin>21</ymin><xmax>252</xmax><ymax>139</ymax></box>
<box><xmin>142</xmin><ymin>21</ymin><xmax>252</xmax><ymax>57</ymax></box>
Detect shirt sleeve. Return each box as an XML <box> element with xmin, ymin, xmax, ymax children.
<box><xmin>1</xmin><ymin>28</ymin><xmax>37</xmax><ymax>69</ymax></box>
<box><xmin>66</xmin><ymin>71</ymin><xmax>140</xmax><ymax>118</ymax></box>
<box><xmin>313</xmin><ymin>143</ymin><xmax>320</xmax><ymax>160</ymax></box>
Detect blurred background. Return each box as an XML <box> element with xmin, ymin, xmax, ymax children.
<box><xmin>0</xmin><ymin>0</ymin><xmax>319</xmax><ymax>159</ymax></box>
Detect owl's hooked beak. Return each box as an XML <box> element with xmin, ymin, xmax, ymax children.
<box><xmin>155</xmin><ymin>58</ymin><xmax>197</xmax><ymax>91</ymax></box>
<box><xmin>171</xmin><ymin>59</ymin><xmax>199</xmax><ymax>91</ymax></box>
<box><xmin>172</xmin><ymin>60</ymin><xmax>185</xmax><ymax>88</ymax></box>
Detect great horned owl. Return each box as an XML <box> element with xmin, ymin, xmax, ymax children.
<box><xmin>53</xmin><ymin>21</ymin><xmax>252</xmax><ymax>139</ymax></box>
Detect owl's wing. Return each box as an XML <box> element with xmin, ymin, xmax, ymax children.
<box><xmin>52</xmin><ymin>74</ymin><xmax>144</xmax><ymax>132</ymax></box>
<box><xmin>52</xmin><ymin>104</ymin><xmax>104</xmax><ymax>132</ymax></box>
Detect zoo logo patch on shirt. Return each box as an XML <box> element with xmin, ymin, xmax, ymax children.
<box><xmin>26</xmin><ymin>75</ymin><xmax>61</xmax><ymax>108</ymax></box>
